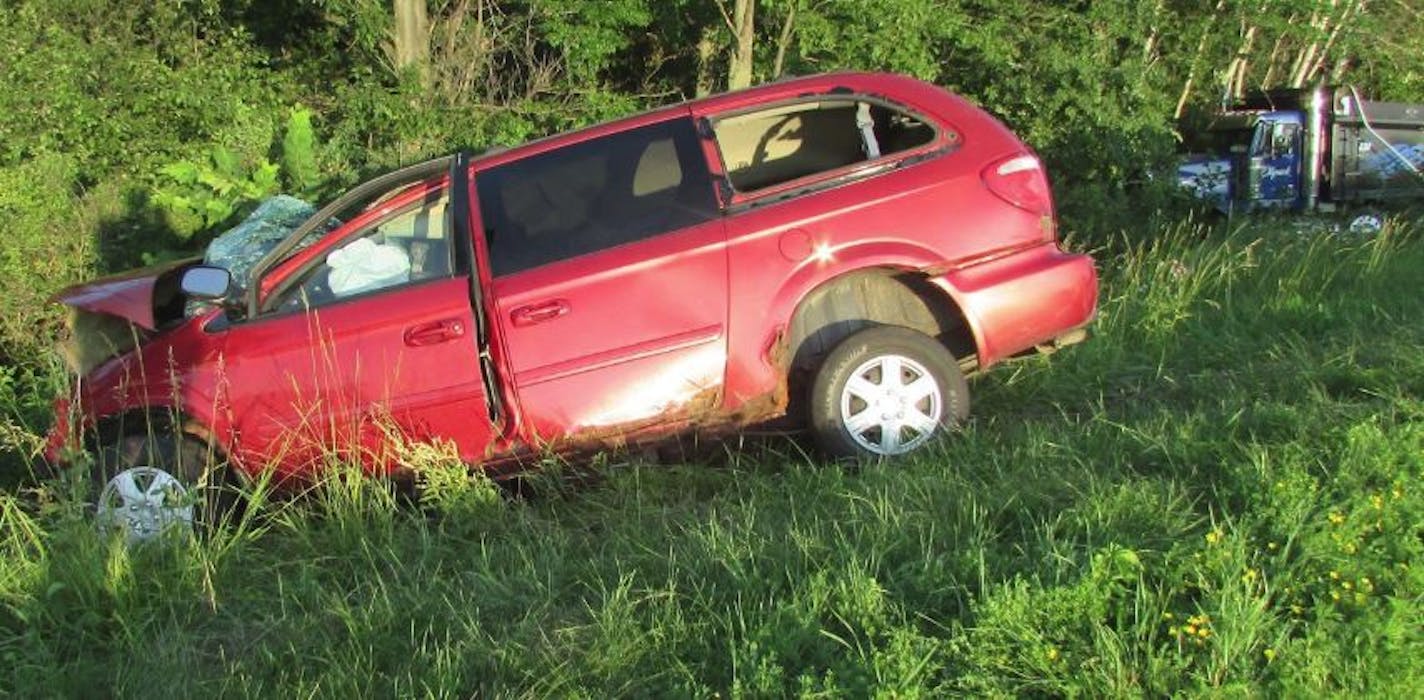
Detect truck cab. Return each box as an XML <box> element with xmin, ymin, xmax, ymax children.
<box><xmin>1244</xmin><ymin>111</ymin><xmax>1305</xmax><ymax>210</ymax></box>
<box><xmin>1180</xmin><ymin>85</ymin><xmax>1424</xmax><ymax>214</ymax></box>
<box><xmin>1179</xmin><ymin>109</ymin><xmax>1304</xmax><ymax>213</ymax></box>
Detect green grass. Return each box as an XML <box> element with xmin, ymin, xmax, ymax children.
<box><xmin>2</xmin><ymin>215</ymin><xmax>1423</xmax><ymax>696</ymax></box>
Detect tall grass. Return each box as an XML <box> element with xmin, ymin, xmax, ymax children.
<box><xmin>1</xmin><ymin>214</ymin><xmax>1422</xmax><ymax>696</ymax></box>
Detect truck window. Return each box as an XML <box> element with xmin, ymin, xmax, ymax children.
<box><xmin>1272</xmin><ymin>123</ymin><xmax>1299</xmax><ymax>157</ymax></box>
<box><xmin>712</xmin><ymin>99</ymin><xmax>936</xmax><ymax>192</ymax></box>
<box><xmin>477</xmin><ymin>119</ymin><xmax>717</xmax><ymax>277</ymax></box>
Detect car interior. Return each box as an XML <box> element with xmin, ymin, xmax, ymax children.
<box><xmin>714</xmin><ymin>100</ymin><xmax>935</xmax><ymax>192</ymax></box>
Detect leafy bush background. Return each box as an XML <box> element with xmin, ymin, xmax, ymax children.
<box><xmin>1</xmin><ymin>2</ymin><xmax>1422</xmax><ymax>694</ymax></box>
<box><xmin>2</xmin><ymin>0</ymin><xmax>1419</xmax><ymax>461</ymax></box>
<box><xmin>3</xmin><ymin>0</ymin><xmax>1421</xmax><ymax>494</ymax></box>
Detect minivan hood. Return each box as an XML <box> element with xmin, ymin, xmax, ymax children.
<box><xmin>50</xmin><ymin>257</ymin><xmax>198</xmax><ymax>330</ymax></box>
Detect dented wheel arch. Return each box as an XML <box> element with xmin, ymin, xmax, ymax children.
<box><xmin>85</xmin><ymin>408</ymin><xmax>238</xmax><ymax>485</ymax></box>
<box><xmin>784</xmin><ymin>267</ymin><xmax>978</xmax><ymax>373</ymax></box>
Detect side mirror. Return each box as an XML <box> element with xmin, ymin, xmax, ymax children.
<box><xmin>180</xmin><ymin>266</ymin><xmax>233</xmax><ymax>301</ymax></box>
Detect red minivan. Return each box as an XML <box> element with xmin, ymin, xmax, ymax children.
<box><xmin>48</xmin><ymin>72</ymin><xmax>1097</xmax><ymax>541</ymax></box>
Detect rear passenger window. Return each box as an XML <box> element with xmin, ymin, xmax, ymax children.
<box><xmin>713</xmin><ymin>99</ymin><xmax>936</xmax><ymax>192</ymax></box>
<box><xmin>477</xmin><ymin>119</ymin><xmax>717</xmax><ymax>277</ymax></box>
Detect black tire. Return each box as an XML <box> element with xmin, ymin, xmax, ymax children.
<box><xmin>92</xmin><ymin>426</ymin><xmax>234</xmax><ymax>541</ymax></box>
<box><xmin>808</xmin><ymin>326</ymin><xmax>968</xmax><ymax>460</ymax></box>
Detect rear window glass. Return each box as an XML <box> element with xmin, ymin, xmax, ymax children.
<box><xmin>713</xmin><ymin>99</ymin><xmax>936</xmax><ymax>192</ymax></box>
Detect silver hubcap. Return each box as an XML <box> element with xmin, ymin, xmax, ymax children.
<box><xmin>839</xmin><ymin>353</ymin><xmax>942</xmax><ymax>455</ymax></box>
<box><xmin>97</xmin><ymin>467</ymin><xmax>194</xmax><ymax>543</ymax></box>
<box><xmin>1349</xmin><ymin>214</ymin><xmax>1382</xmax><ymax>235</ymax></box>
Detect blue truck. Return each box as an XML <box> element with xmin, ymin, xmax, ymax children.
<box><xmin>1179</xmin><ymin>86</ymin><xmax>1424</xmax><ymax>215</ymax></box>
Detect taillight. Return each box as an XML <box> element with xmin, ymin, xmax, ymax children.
<box><xmin>982</xmin><ymin>154</ymin><xmax>1053</xmax><ymax>217</ymax></box>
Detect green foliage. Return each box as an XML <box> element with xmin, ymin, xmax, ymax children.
<box><xmin>0</xmin><ymin>155</ymin><xmax>89</xmax><ymax>362</ymax></box>
<box><xmin>150</xmin><ymin>105</ymin><xmax>327</xmax><ymax>238</ymax></box>
<box><xmin>152</xmin><ymin>148</ymin><xmax>281</xmax><ymax>238</ymax></box>
<box><xmin>280</xmin><ymin>106</ymin><xmax>321</xmax><ymax>196</ymax></box>
<box><xmin>0</xmin><ymin>2</ymin><xmax>289</xmax><ymax>177</ymax></box>
<box><xmin>793</xmin><ymin>0</ymin><xmax>956</xmax><ymax>80</ymax></box>
<box><xmin>1</xmin><ymin>1</ymin><xmax>1424</xmax><ymax>691</ymax></box>
<box><xmin>531</xmin><ymin>0</ymin><xmax>652</xmax><ymax>82</ymax></box>
<box><xmin>0</xmin><ymin>217</ymin><xmax>1420</xmax><ymax>695</ymax></box>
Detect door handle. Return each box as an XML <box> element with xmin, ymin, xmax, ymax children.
<box><xmin>403</xmin><ymin>319</ymin><xmax>466</xmax><ymax>346</ymax></box>
<box><xmin>510</xmin><ymin>299</ymin><xmax>570</xmax><ymax>327</ymax></box>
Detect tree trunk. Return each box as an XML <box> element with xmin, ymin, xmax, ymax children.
<box><xmin>696</xmin><ymin>27</ymin><xmax>718</xmax><ymax>97</ymax></box>
<box><xmin>393</xmin><ymin>0</ymin><xmax>430</xmax><ymax>82</ymax></box>
<box><xmin>772</xmin><ymin>1</ymin><xmax>797</xmax><ymax>79</ymax></box>
<box><xmin>1226</xmin><ymin>24</ymin><xmax>1258</xmax><ymax>100</ymax></box>
<box><xmin>1287</xmin><ymin>6</ymin><xmax>1326</xmax><ymax>89</ymax></box>
<box><xmin>1304</xmin><ymin>0</ymin><xmax>1363</xmax><ymax>87</ymax></box>
<box><xmin>1176</xmin><ymin>0</ymin><xmax>1228</xmax><ymax>119</ymax></box>
<box><xmin>727</xmin><ymin>0</ymin><xmax>755</xmax><ymax>90</ymax></box>
<box><xmin>1141</xmin><ymin>0</ymin><xmax>1163</xmax><ymax>65</ymax></box>
<box><xmin>1259</xmin><ymin>25</ymin><xmax>1290</xmax><ymax>88</ymax></box>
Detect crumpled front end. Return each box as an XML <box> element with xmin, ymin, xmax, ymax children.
<box><xmin>49</xmin><ymin>257</ymin><xmax>200</xmax><ymax>374</ymax></box>
<box><xmin>56</xmin><ymin>305</ymin><xmax>155</xmax><ymax>378</ymax></box>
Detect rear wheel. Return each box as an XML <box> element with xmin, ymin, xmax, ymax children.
<box><xmin>92</xmin><ymin>429</ymin><xmax>231</xmax><ymax>543</ymax></box>
<box><xmin>808</xmin><ymin>326</ymin><xmax>968</xmax><ymax>460</ymax></box>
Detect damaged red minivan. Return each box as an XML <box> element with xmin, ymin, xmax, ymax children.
<box><xmin>47</xmin><ymin>72</ymin><xmax>1097</xmax><ymax>540</ymax></box>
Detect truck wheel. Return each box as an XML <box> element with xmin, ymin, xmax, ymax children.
<box><xmin>1347</xmin><ymin>212</ymin><xmax>1383</xmax><ymax>235</ymax></box>
<box><xmin>808</xmin><ymin>326</ymin><xmax>968</xmax><ymax>460</ymax></box>
<box><xmin>92</xmin><ymin>429</ymin><xmax>232</xmax><ymax>543</ymax></box>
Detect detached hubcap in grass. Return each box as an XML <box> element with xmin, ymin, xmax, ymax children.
<box><xmin>840</xmin><ymin>354</ymin><xmax>942</xmax><ymax>455</ymax></box>
<box><xmin>97</xmin><ymin>466</ymin><xmax>194</xmax><ymax>543</ymax></box>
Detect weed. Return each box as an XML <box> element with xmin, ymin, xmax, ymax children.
<box><xmin>1</xmin><ymin>214</ymin><xmax>1422</xmax><ymax>695</ymax></box>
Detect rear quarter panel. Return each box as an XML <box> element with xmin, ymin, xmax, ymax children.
<box><xmin>699</xmin><ymin>74</ymin><xmax>1058</xmax><ymax>412</ymax></box>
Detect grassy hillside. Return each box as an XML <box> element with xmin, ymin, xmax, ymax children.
<box><xmin>2</xmin><ymin>214</ymin><xmax>1422</xmax><ymax>696</ymax></box>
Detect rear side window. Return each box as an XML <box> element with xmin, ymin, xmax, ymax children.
<box><xmin>477</xmin><ymin>119</ymin><xmax>717</xmax><ymax>277</ymax></box>
<box><xmin>713</xmin><ymin>99</ymin><xmax>936</xmax><ymax>192</ymax></box>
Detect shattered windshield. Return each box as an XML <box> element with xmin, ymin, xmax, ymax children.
<box><xmin>202</xmin><ymin>195</ymin><xmax>335</xmax><ymax>291</ymax></box>
<box><xmin>194</xmin><ymin>159</ymin><xmax>451</xmax><ymax>318</ymax></box>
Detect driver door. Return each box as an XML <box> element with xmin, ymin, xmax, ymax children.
<box><xmin>1252</xmin><ymin>120</ymin><xmax>1301</xmax><ymax>209</ymax></box>
<box><xmin>217</xmin><ymin>166</ymin><xmax>498</xmax><ymax>476</ymax></box>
